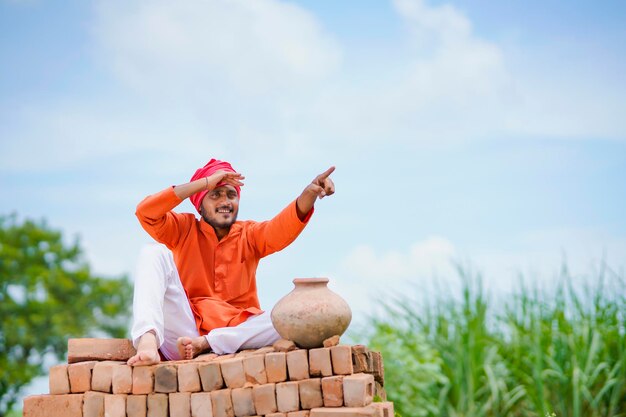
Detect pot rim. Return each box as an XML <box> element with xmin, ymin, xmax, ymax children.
<box><xmin>292</xmin><ymin>277</ymin><xmax>329</xmax><ymax>284</ymax></box>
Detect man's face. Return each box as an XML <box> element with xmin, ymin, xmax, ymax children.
<box><xmin>200</xmin><ymin>185</ymin><xmax>240</xmax><ymax>232</ymax></box>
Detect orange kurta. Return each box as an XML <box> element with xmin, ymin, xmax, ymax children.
<box><xmin>136</xmin><ymin>187</ymin><xmax>312</xmax><ymax>335</ymax></box>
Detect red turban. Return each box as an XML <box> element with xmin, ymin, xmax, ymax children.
<box><xmin>189</xmin><ymin>159</ymin><xmax>241</xmax><ymax>213</ymax></box>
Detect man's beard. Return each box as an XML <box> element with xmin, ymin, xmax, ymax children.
<box><xmin>201</xmin><ymin>207</ymin><xmax>238</xmax><ymax>230</ymax></box>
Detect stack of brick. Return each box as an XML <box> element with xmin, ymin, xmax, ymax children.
<box><xmin>24</xmin><ymin>338</ymin><xmax>394</xmax><ymax>417</ymax></box>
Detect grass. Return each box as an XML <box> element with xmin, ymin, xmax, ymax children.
<box><xmin>360</xmin><ymin>264</ymin><xmax>626</xmax><ymax>417</ymax></box>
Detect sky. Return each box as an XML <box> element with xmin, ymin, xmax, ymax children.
<box><xmin>1</xmin><ymin>0</ymin><xmax>626</xmax><ymax>396</ymax></box>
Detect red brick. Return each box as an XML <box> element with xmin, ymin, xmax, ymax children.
<box><xmin>190</xmin><ymin>392</ymin><xmax>213</xmax><ymax>417</ymax></box>
<box><xmin>23</xmin><ymin>394</ymin><xmax>84</xmax><ymax>417</ymax></box>
<box><xmin>147</xmin><ymin>393</ymin><xmax>168</xmax><ymax>417</ymax></box>
<box><xmin>83</xmin><ymin>391</ymin><xmax>105</xmax><ymax>417</ymax></box>
<box><xmin>322</xmin><ymin>336</ymin><xmax>340</xmax><ymax>348</ymax></box>
<box><xmin>330</xmin><ymin>346</ymin><xmax>353</xmax><ymax>375</ymax></box>
<box><xmin>252</xmin><ymin>383</ymin><xmax>277</xmax><ymax>415</ymax></box>
<box><xmin>92</xmin><ymin>361</ymin><xmax>124</xmax><ymax>393</ymax></box>
<box><xmin>68</xmin><ymin>338</ymin><xmax>136</xmax><ymax>363</ymax></box>
<box><xmin>132</xmin><ymin>366</ymin><xmax>155</xmax><ymax>395</ymax></box>
<box><xmin>154</xmin><ymin>364</ymin><xmax>177</xmax><ymax>393</ymax></box>
<box><xmin>211</xmin><ymin>389</ymin><xmax>234</xmax><ymax>417</ymax></box>
<box><xmin>199</xmin><ymin>362</ymin><xmax>224</xmax><ymax>391</ymax></box>
<box><xmin>265</xmin><ymin>352</ymin><xmax>287</xmax><ymax>383</ymax></box>
<box><xmin>170</xmin><ymin>392</ymin><xmax>191</xmax><ymax>417</ymax></box>
<box><xmin>266</xmin><ymin>414</ymin><xmax>287</xmax><ymax>417</ymax></box>
<box><xmin>273</xmin><ymin>339</ymin><xmax>296</xmax><ymax>352</ymax></box>
<box><xmin>49</xmin><ymin>364</ymin><xmax>70</xmax><ymax>394</ymax></box>
<box><xmin>351</xmin><ymin>346</ymin><xmax>371</xmax><ymax>374</ymax></box>
<box><xmin>68</xmin><ymin>361</ymin><xmax>97</xmax><ymax>393</ymax></box>
<box><xmin>196</xmin><ymin>353</ymin><xmax>219</xmax><ymax>362</ymax></box>
<box><xmin>112</xmin><ymin>365</ymin><xmax>132</xmax><ymax>394</ymax></box>
<box><xmin>369</xmin><ymin>402</ymin><xmax>394</xmax><ymax>417</ymax></box>
<box><xmin>308</xmin><ymin>349</ymin><xmax>332</xmax><ymax>377</ymax></box>
<box><xmin>288</xmin><ymin>411</ymin><xmax>310</xmax><ymax>417</ymax></box>
<box><xmin>179</xmin><ymin>363</ymin><xmax>201</xmax><ymax>392</ymax></box>
<box><xmin>126</xmin><ymin>395</ymin><xmax>147</xmax><ymax>417</ymax></box>
<box><xmin>374</xmin><ymin>382</ymin><xmax>386</xmax><ymax>401</ymax></box>
<box><xmin>220</xmin><ymin>358</ymin><xmax>246</xmax><ymax>388</ymax></box>
<box><xmin>253</xmin><ymin>346</ymin><xmax>275</xmax><ymax>355</ymax></box>
<box><xmin>243</xmin><ymin>355</ymin><xmax>267</xmax><ymax>385</ymax></box>
<box><xmin>321</xmin><ymin>376</ymin><xmax>343</xmax><ymax>407</ymax></box>
<box><xmin>309</xmin><ymin>407</ymin><xmax>376</xmax><ymax>417</ymax></box>
<box><xmin>231</xmin><ymin>387</ymin><xmax>255</xmax><ymax>417</ymax></box>
<box><xmin>367</xmin><ymin>352</ymin><xmax>384</xmax><ymax>385</ymax></box>
<box><xmin>286</xmin><ymin>350</ymin><xmax>309</xmax><ymax>381</ymax></box>
<box><xmin>276</xmin><ymin>381</ymin><xmax>300</xmax><ymax>413</ymax></box>
<box><xmin>343</xmin><ymin>374</ymin><xmax>374</xmax><ymax>407</ymax></box>
<box><xmin>104</xmin><ymin>394</ymin><xmax>126</xmax><ymax>417</ymax></box>
<box><xmin>299</xmin><ymin>379</ymin><xmax>323</xmax><ymax>410</ymax></box>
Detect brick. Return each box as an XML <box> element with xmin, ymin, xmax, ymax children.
<box><xmin>252</xmin><ymin>383</ymin><xmax>277</xmax><ymax>415</ymax></box>
<box><xmin>92</xmin><ymin>361</ymin><xmax>124</xmax><ymax>393</ymax></box>
<box><xmin>266</xmin><ymin>414</ymin><xmax>287</xmax><ymax>417</ymax></box>
<box><xmin>211</xmin><ymin>389</ymin><xmax>234</xmax><ymax>417</ymax></box>
<box><xmin>104</xmin><ymin>394</ymin><xmax>126</xmax><ymax>417</ymax></box>
<box><xmin>199</xmin><ymin>362</ymin><xmax>224</xmax><ymax>391</ymax></box>
<box><xmin>235</xmin><ymin>349</ymin><xmax>256</xmax><ymax>358</ymax></box>
<box><xmin>231</xmin><ymin>387</ymin><xmax>255</xmax><ymax>417</ymax></box>
<box><xmin>179</xmin><ymin>363</ymin><xmax>202</xmax><ymax>392</ymax></box>
<box><xmin>196</xmin><ymin>353</ymin><xmax>219</xmax><ymax>362</ymax></box>
<box><xmin>68</xmin><ymin>338</ymin><xmax>136</xmax><ymax>363</ymax></box>
<box><xmin>68</xmin><ymin>361</ymin><xmax>97</xmax><ymax>393</ymax></box>
<box><xmin>132</xmin><ymin>366</ymin><xmax>155</xmax><ymax>395</ymax></box>
<box><xmin>276</xmin><ymin>381</ymin><xmax>300</xmax><ymax>413</ymax></box>
<box><xmin>369</xmin><ymin>402</ymin><xmax>394</xmax><ymax>417</ymax></box>
<box><xmin>309</xmin><ymin>406</ymin><xmax>376</xmax><ymax>417</ymax></box>
<box><xmin>288</xmin><ymin>412</ymin><xmax>310</xmax><ymax>417</ymax></box>
<box><xmin>273</xmin><ymin>339</ymin><xmax>296</xmax><ymax>352</ymax></box>
<box><xmin>368</xmin><ymin>352</ymin><xmax>384</xmax><ymax>385</ymax></box>
<box><xmin>49</xmin><ymin>364</ymin><xmax>70</xmax><ymax>394</ymax></box>
<box><xmin>191</xmin><ymin>392</ymin><xmax>213</xmax><ymax>417</ymax></box>
<box><xmin>154</xmin><ymin>364</ymin><xmax>178</xmax><ymax>393</ymax></box>
<box><xmin>243</xmin><ymin>355</ymin><xmax>267</xmax><ymax>385</ymax></box>
<box><xmin>147</xmin><ymin>393</ymin><xmax>168</xmax><ymax>417</ymax></box>
<box><xmin>84</xmin><ymin>391</ymin><xmax>105</xmax><ymax>417</ymax></box>
<box><xmin>265</xmin><ymin>352</ymin><xmax>287</xmax><ymax>383</ymax></box>
<box><xmin>321</xmin><ymin>376</ymin><xmax>343</xmax><ymax>407</ymax></box>
<box><xmin>220</xmin><ymin>358</ymin><xmax>246</xmax><ymax>388</ymax></box>
<box><xmin>330</xmin><ymin>346</ymin><xmax>353</xmax><ymax>375</ymax></box>
<box><xmin>286</xmin><ymin>350</ymin><xmax>309</xmax><ymax>381</ymax></box>
<box><xmin>343</xmin><ymin>374</ymin><xmax>374</xmax><ymax>407</ymax></box>
<box><xmin>170</xmin><ymin>392</ymin><xmax>192</xmax><ymax>417</ymax></box>
<box><xmin>126</xmin><ymin>395</ymin><xmax>147</xmax><ymax>417</ymax></box>
<box><xmin>351</xmin><ymin>346</ymin><xmax>371</xmax><ymax>374</ymax></box>
<box><xmin>253</xmin><ymin>346</ymin><xmax>275</xmax><ymax>355</ymax></box>
<box><xmin>309</xmin><ymin>349</ymin><xmax>332</xmax><ymax>377</ymax></box>
<box><xmin>299</xmin><ymin>379</ymin><xmax>323</xmax><ymax>410</ymax></box>
<box><xmin>374</xmin><ymin>382</ymin><xmax>386</xmax><ymax>401</ymax></box>
<box><xmin>23</xmin><ymin>394</ymin><xmax>84</xmax><ymax>417</ymax></box>
<box><xmin>322</xmin><ymin>336</ymin><xmax>340</xmax><ymax>348</ymax></box>
<box><xmin>112</xmin><ymin>365</ymin><xmax>133</xmax><ymax>394</ymax></box>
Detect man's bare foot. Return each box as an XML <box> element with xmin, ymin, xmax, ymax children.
<box><xmin>176</xmin><ymin>336</ymin><xmax>210</xmax><ymax>360</ymax></box>
<box><xmin>127</xmin><ymin>331</ymin><xmax>161</xmax><ymax>366</ymax></box>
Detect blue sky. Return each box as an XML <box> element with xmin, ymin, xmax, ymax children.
<box><xmin>2</xmin><ymin>0</ymin><xmax>626</xmax><ymax>347</ymax></box>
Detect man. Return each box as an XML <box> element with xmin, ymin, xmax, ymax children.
<box><xmin>127</xmin><ymin>159</ymin><xmax>335</xmax><ymax>366</ymax></box>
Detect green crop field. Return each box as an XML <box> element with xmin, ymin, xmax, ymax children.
<box><xmin>360</xmin><ymin>266</ymin><xmax>626</xmax><ymax>417</ymax></box>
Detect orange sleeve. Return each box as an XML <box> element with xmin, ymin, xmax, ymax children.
<box><xmin>135</xmin><ymin>187</ymin><xmax>192</xmax><ymax>249</ymax></box>
<box><xmin>246</xmin><ymin>199</ymin><xmax>313</xmax><ymax>258</ymax></box>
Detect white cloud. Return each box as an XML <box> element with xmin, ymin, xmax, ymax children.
<box><xmin>93</xmin><ymin>0</ymin><xmax>341</xmax><ymax>97</ymax></box>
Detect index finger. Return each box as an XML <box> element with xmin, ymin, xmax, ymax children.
<box><xmin>316</xmin><ymin>166</ymin><xmax>336</xmax><ymax>180</ymax></box>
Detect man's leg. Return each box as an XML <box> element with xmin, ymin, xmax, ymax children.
<box><xmin>128</xmin><ymin>243</ymin><xmax>199</xmax><ymax>365</ymax></box>
<box><xmin>177</xmin><ymin>312</ymin><xmax>280</xmax><ymax>358</ymax></box>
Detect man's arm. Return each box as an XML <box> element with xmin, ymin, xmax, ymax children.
<box><xmin>295</xmin><ymin>166</ymin><xmax>336</xmax><ymax>221</ymax></box>
<box><xmin>173</xmin><ymin>170</ymin><xmax>245</xmax><ymax>200</ymax></box>
<box><xmin>248</xmin><ymin>166</ymin><xmax>336</xmax><ymax>257</ymax></box>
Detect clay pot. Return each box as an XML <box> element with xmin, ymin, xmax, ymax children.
<box><xmin>271</xmin><ymin>277</ymin><xmax>352</xmax><ymax>349</ymax></box>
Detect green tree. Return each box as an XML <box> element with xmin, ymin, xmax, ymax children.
<box><xmin>0</xmin><ymin>214</ymin><xmax>132</xmax><ymax>416</ymax></box>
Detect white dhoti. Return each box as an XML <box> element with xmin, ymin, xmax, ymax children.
<box><xmin>130</xmin><ymin>243</ymin><xmax>280</xmax><ymax>360</ymax></box>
